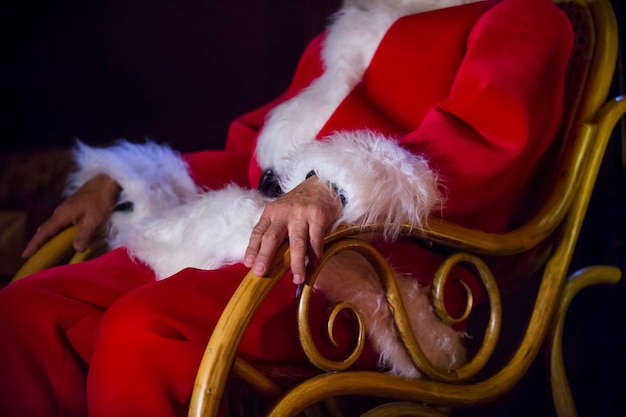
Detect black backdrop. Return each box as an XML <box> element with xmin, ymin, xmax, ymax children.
<box><xmin>1</xmin><ymin>0</ymin><xmax>623</xmax><ymax>153</ymax></box>
<box><xmin>1</xmin><ymin>0</ymin><xmax>340</xmax><ymax>152</ymax></box>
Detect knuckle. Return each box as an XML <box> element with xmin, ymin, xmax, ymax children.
<box><xmin>52</xmin><ymin>204</ymin><xmax>68</xmax><ymax>217</ymax></box>
<box><xmin>261</xmin><ymin>230</ymin><xmax>281</xmax><ymax>243</ymax></box>
<box><xmin>37</xmin><ymin>221</ymin><xmax>54</xmax><ymax>235</ymax></box>
<box><xmin>307</xmin><ymin>206</ymin><xmax>326</xmax><ymax>222</ymax></box>
<box><xmin>249</xmin><ymin>227</ymin><xmax>265</xmax><ymax>239</ymax></box>
<box><xmin>291</xmin><ymin>266</ymin><xmax>305</xmax><ymax>276</ymax></box>
<box><xmin>253</xmin><ymin>217</ymin><xmax>271</xmax><ymax>231</ymax></box>
<box><xmin>290</xmin><ymin>237</ymin><xmax>307</xmax><ymax>251</ymax></box>
<box><xmin>79</xmin><ymin>218</ymin><xmax>96</xmax><ymax>230</ymax></box>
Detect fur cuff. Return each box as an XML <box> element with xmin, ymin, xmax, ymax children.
<box><xmin>110</xmin><ymin>185</ymin><xmax>269</xmax><ymax>279</ymax></box>
<box><xmin>66</xmin><ymin>140</ymin><xmax>200</xmax><ymax>238</ymax></box>
<box><xmin>279</xmin><ymin>131</ymin><xmax>442</xmax><ymax>238</ymax></box>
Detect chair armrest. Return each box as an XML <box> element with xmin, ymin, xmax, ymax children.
<box><xmin>12</xmin><ymin>225</ymin><xmax>107</xmax><ymax>283</ymax></box>
<box><xmin>189</xmin><ymin>240</ymin><xmax>292</xmax><ymax>417</ymax></box>
<box><xmin>188</xmin><ymin>223</ymin><xmax>502</xmax><ymax>417</ymax></box>
<box><xmin>12</xmin><ymin>226</ymin><xmax>79</xmax><ymax>282</ymax></box>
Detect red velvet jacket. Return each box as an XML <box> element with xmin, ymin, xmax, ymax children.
<box><xmin>66</xmin><ymin>0</ymin><xmax>573</xmax><ymax>375</ymax></box>
<box><xmin>205</xmin><ymin>0</ymin><xmax>573</xmax><ymax>232</ymax></box>
<box><xmin>178</xmin><ymin>0</ymin><xmax>574</xmax><ymax>305</ymax></box>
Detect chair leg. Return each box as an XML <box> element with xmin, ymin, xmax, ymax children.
<box><xmin>546</xmin><ymin>265</ymin><xmax>621</xmax><ymax>417</ymax></box>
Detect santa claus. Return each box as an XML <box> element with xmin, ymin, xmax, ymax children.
<box><xmin>0</xmin><ymin>0</ymin><xmax>573</xmax><ymax>416</ymax></box>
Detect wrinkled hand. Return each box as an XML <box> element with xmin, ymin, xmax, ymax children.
<box><xmin>244</xmin><ymin>175</ymin><xmax>343</xmax><ymax>284</ymax></box>
<box><xmin>22</xmin><ymin>173</ymin><xmax>121</xmax><ymax>258</ymax></box>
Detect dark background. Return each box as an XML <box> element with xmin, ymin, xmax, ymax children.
<box><xmin>1</xmin><ymin>0</ymin><xmax>340</xmax><ymax>153</ymax></box>
<box><xmin>0</xmin><ymin>1</ymin><xmax>624</xmax><ymax>416</ymax></box>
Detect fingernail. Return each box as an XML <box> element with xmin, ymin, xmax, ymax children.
<box><xmin>253</xmin><ymin>262</ymin><xmax>265</xmax><ymax>276</ymax></box>
<box><xmin>244</xmin><ymin>255</ymin><xmax>254</xmax><ymax>267</ymax></box>
<box><xmin>293</xmin><ymin>274</ymin><xmax>303</xmax><ymax>285</ymax></box>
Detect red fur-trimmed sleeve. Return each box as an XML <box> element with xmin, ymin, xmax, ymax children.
<box><xmin>401</xmin><ymin>0</ymin><xmax>573</xmax><ymax>231</ymax></box>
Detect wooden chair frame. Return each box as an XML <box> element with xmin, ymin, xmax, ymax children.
<box><xmin>12</xmin><ymin>0</ymin><xmax>623</xmax><ymax>416</ymax></box>
<box><xmin>187</xmin><ymin>1</ymin><xmax>623</xmax><ymax>416</ymax></box>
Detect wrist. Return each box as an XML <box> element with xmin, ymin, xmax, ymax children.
<box><xmin>96</xmin><ymin>174</ymin><xmax>121</xmax><ymax>198</ymax></box>
<box><xmin>305</xmin><ymin>170</ymin><xmax>347</xmax><ymax>207</ymax></box>
<box><xmin>93</xmin><ymin>173</ymin><xmax>128</xmax><ymax>212</ymax></box>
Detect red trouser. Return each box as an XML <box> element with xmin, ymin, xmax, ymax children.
<box><xmin>0</xmin><ymin>248</ymin><xmax>371</xmax><ymax>417</ymax></box>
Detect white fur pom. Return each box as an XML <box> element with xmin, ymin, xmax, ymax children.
<box><xmin>314</xmin><ymin>251</ymin><xmax>466</xmax><ymax>377</ymax></box>
<box><xmin>280</xmin><ymin>131</ymin><xmax>442</xmax><ymax>239</ymax></box>
<box><xmin>109</xmin><ymin>184</ymin><xmax>269</xmax><ymax>279</ymax></box>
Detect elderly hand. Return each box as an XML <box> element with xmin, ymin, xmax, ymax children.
<box><xmin>244</xmin><ymin>175</ymin><xmax>343</xmax><ymax>284</ymax></box>
<box><xmin>22</xmin><ymin>173</ymin><xmax>121</xmax><ymax>258</ymax></box>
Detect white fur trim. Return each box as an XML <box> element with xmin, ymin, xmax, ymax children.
<box><xmin>255</xmin><ymin>1</ymin><xmax>403</xmax><ymax>172</ymax></box>
<box><xmin>315</xmin><ymin>251</ymin><xmax>466</xmax><ymax>377</ymax></box>
<box><xmin>279</xmin><ymin>131</ymin><xmax>442</xmax><ymax>238</ymax></box>
<box><xmin>110</xmin><ymin>184</ymin><xmax>269</xmax><ymax>279</ymax></box>
<box><xmin>66</xmin><ymin>140</ymin><xmax>200</xmax><ymax>237</ymax></box>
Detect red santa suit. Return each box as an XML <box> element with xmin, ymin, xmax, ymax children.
<box><xmin>0</xmin><ymin>0</ymin><xmax>573</xmax><ymax>416</ymax></box>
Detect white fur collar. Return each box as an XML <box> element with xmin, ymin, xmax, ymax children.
<box><xmin>254</xmin><ymin>0</ymin><xmax>483</xmax><ymax>175</ymax></box>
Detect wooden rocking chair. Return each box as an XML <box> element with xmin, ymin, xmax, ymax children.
<box><xmin>13</xmin><ymin>0</ymin><xmax>624</xmax><ymax>416</ymax></box>
<box><xmin>186</xmin><ymin>0</ymin><xmax>624</xmax><ymax>416</ymax></box>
